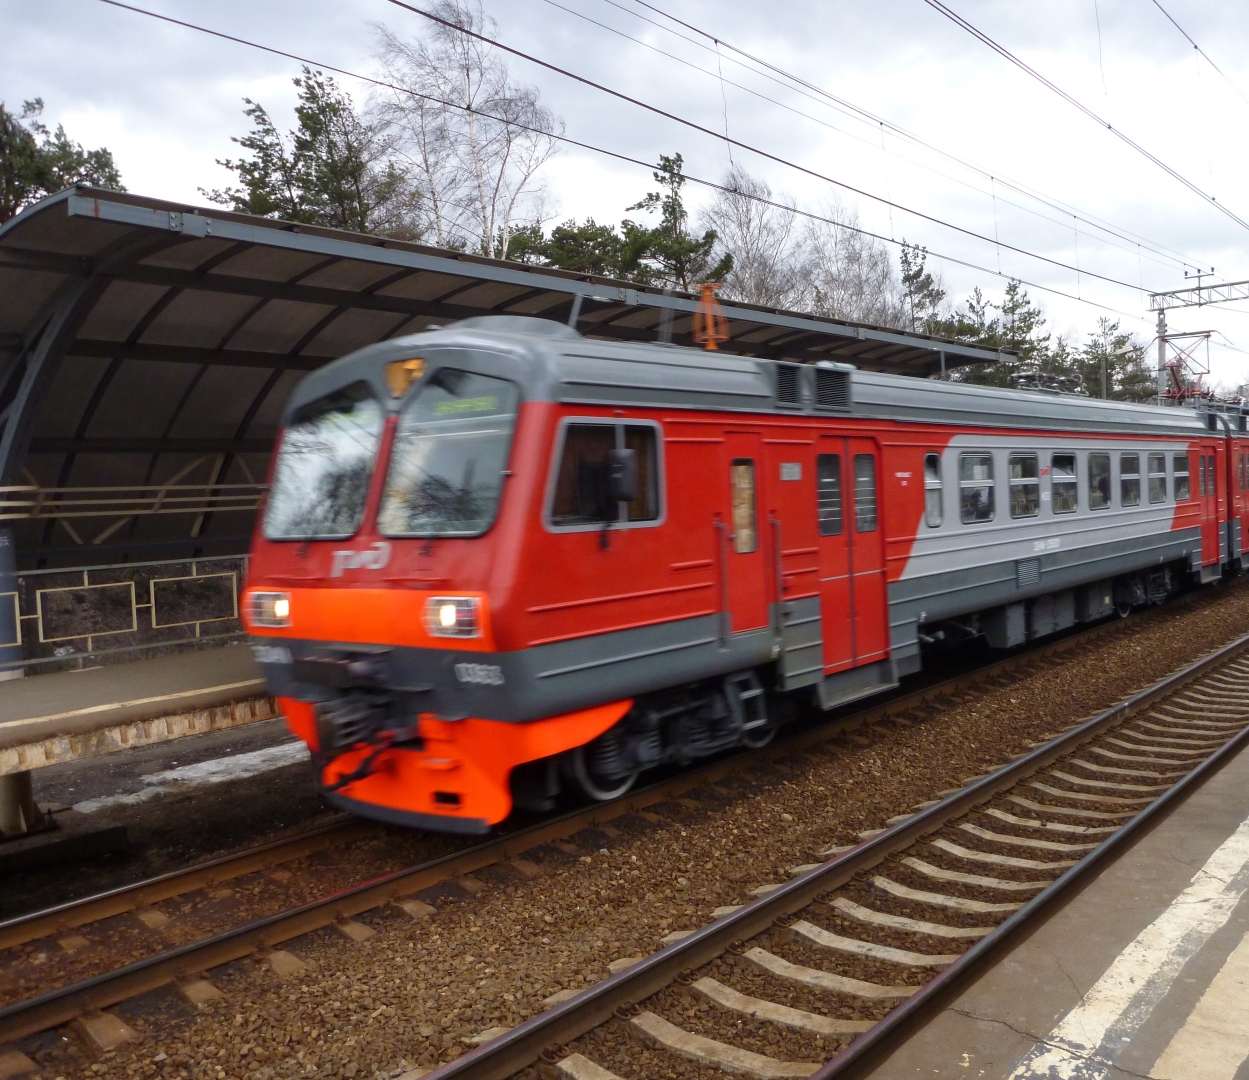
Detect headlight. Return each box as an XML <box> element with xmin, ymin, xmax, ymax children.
<box><xmin>249</xmin><ymin>591</ymin><xmax>292</xmax><ymax>628</ymax></box>
<box><xmin>424</xmin><ymin>596</ymin><xmax>481</xmax><ymax>638</ymax></box>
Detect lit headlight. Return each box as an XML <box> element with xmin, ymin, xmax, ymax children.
<box><xmin>424</xmin><ymin>596</ymin><xmax>481</xmax><ymax>638</ymax></box>
<box><xmin>249</xmin><ymin>591</ymin><xmax>292</xmax><ymax>628</ymax></box>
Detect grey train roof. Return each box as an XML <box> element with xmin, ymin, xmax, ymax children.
<box><xmin>299</xmin><ymin>316</ymin><xmax>1213</xmax><ymax>441</ymax></box>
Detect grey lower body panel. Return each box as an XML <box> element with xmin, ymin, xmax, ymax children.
<box><xmin>816</xmin><ymin>660</ymin><xmax>898</xmax><ymax>711</ymax></box>
<box><xmin>889</xmin><ymin>528</ymin><xmax>1201</xmax><ymax>662</ymax></box>
<box><xmin>777</xmin><ymin>595</ymin><xmax>822</xmax><ymax>690</ymax></box>
<box><xmin>255</xmin><ymin>614</ymin><xmax>777</xmax><ymax>724</ymax></box>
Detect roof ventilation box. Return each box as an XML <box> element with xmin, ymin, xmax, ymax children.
<box><xmin>774</xmin><ymin>361</ymin><xmax>802</xmax><ymax>407</ymax></box>
<box><xmin>814</xmin><ymin>362</ymin><xmax>853</xmax><ymax>412</ymax></box>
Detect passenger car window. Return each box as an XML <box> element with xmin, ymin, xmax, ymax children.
<box><xmin>549</xmin><ymin>422</ymin><xmax>660</xmax><ymax>526</ymax></box>
<box><xmin>959</xmin><ymin>453</ymin><xmax>994</xmax><ymax>523</ymax></box>
<box><xmin>1148</xmin><ymin>452</ymin><xmax>1166</xmax><ymax>504</ymax></box>
<box><xmin>854</xmin><ymin>454</ymin><xmax>877</xmax><ymax>532</ymax></box>
<box><xmin>265</xmin><ymin>382</ymin><xmax>383</xmax><ymax>540</ymax></box>
<box><xmin>731</xmin><ymin>460</ymin><xmax>757</xmax><ymax>553</ymax></box>
<box><xmin>1174</xmin><ymin>453</ymin><xmax>1190</xmax><ymax>500</ymax></box>
<box><xmin>1120</xmin><ymin>453</ymin><xmax>1140</xmax><ymax>507</ymax></box>
<box><xmin>1052</xmin><ymin>453</ymin><xmax>1077</xmax><ymax>514</ymax></box>
<box><xmin>1199</xmin><ymin>456</ymin><xmax>1207</xmax><ymax>498</ymax></box>
<box><xmin>1089</xmin><ymin>453</ymin><xmax>1111</xmax><ymax>510</ymax></box>
<box><xmin>1009</xmin><ymin>454</ymin><xmax>1039</xmax><ymax>518</ymax></box>
<box><xmin>816</xmin><ymin>454</ymin><xmax>843</xmax><ymax>536</ymax></box>
<box><xmin>923</xmin><ymin>453</ymin><xmax>942</xmax><ymax>527</ymax></box>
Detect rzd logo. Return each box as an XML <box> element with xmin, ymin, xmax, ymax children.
<box><xmin>330</xmin><ymin>541</ymin><xmax>391</xmax><ymax>577</ymax></box>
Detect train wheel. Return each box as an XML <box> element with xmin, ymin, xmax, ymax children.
<box><xmin>741</xmin><ymin>722</ymin><xmax>778</xmax><ymax>749</ymax></box>
<box><xmin>570</xmin><ymin>745</ymin><xmax>638</xmax><ymax>801</ymax></box>
<box><xmin>1115</xmin><ymin>601</ymin><xmax>1133</xmax><ymax>619</ymax></box>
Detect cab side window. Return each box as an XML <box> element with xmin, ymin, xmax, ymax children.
<box><xmin>549</xmin><ymin>422</ymin><xmax>661</xmax><ymax>526</ymax></box>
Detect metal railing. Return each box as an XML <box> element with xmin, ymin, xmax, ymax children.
<box><xmin>0</xmin><ymin>471</ymin><xmax>265</xmax><ymax>547</ymax></box>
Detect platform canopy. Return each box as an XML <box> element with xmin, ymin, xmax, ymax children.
<box><xmin>0</xmin><ymin>187</ymin><xmax>1009</xmax><ymax>568</ymax></box>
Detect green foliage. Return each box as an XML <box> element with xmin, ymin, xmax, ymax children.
<box><xmin>899</xmin><ymin>243</ymin><xmax>945</xmax><ymax>334</ymax></box>
<box><xmin>0</xmin><ymin>98</ymin><xmax>123</xmax><ymax>224</ymax></box>
<box><xmin>203</xmin><ymin>68</ymin><xmax>420</xmax><ymax>238</ymax></box>
<box><xmin>624</xmin><ymin>154</ymin><xmax>732</xmax><ymax>290</ymax></box>
<box><xmin>934</xmin><ymin>281</ymin><xmax>1054</xmax><ymax>387</ymax></box>
<box><xmin>1075</xmin><ymin>318</ymin><xmax>1155</xmax><ymax>401</ymax></box>
<box><xmin>506</xmin><ymin>152</ymin><xmax>730</xmax><ymax>290</ymax></box>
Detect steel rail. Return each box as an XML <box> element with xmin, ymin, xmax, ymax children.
<box><xmin>418</xmin><ymin>631</ymin><xmax>1249</xmax><ymax>1080</ymax></box>
<box><xmin>0</xmin><ymin>817</ymin><xmax>370</xmax><ymax>953</ymax></box>
<box><xmin>0</xmin><ymin>612</ymin><xmax>1140</xmax><ymax>1043</ymax></box>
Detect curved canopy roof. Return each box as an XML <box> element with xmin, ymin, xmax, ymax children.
<box><xmin>0</xmin><ymin>187</ymin><xmax>1008</xmax><ymax>568</ymax></box>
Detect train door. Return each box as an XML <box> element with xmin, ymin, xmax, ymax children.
<box><xmin>847</xmin><ymin>437</ymin><xmax>889</xmax><ymax>665</ymax></box>
<box><xmin>816</xmin><ymin>436</ymin><xmax>889</xmax><ymax>670</ymax></box>
<box><xmin>1237</xmin><ymin>443</ymin><xmax>1248</xmax><ymax>564</ymax></box>
<box><xmin>723</xmin><ymin>432</ymin><xmax>769</xmax><ymax>633</ymax></box>
<box><xmin>816</xmin><ymin>439</ymin><xmax>853</xmax><ymax>673</ymax></box>
<box><xmin>1201</xmin><ymin>445</ymin><xmax>1219</xmax><ymax>565</ymax></box>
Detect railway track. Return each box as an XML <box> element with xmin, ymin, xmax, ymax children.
<box><xmin>415</xmin><ymin>632</ymin><xmax>1249</xmax><ymax>1080</ymax></box>
<box><xmin>0</xmin><ymin>613</ymin><xmax>1148</xmax><ymax>1048</ymax></box>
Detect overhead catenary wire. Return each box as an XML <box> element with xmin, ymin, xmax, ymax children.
<box><xmin>389</xmin><ymin>0</ymin><xmax>1154</xmax><ymax>295</ymax></box>
<box><xmin>618</xmin><ymin>0</ymin><xmax>1203</xmax><ymax>272</ymax></box>
<box><xmin>1148</xmin><ymin>0</ymin><xmax>1249</xmax><ymax>111</ymax></box>
<box><xmin>537</xmin><ymin>0</ymin><xmax>1192</xmax><ymax>277</ymax></box>
<box><xmin>91</xmin><ymin>0</ymin><xmax>1148</xmax><ymax>323</ymax></box>
<box><xmin>917</xmin><ymin>0</ymin><xmax>1249</xmax><ymax>232</ymax></box>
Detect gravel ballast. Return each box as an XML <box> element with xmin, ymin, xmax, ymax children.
<box><xmin>11</xmin><ymin>578</ymin><xmax>1249</xmax><ymax>1080</ymax></box>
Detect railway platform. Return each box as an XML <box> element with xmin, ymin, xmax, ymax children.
<box><xmin>0</xmin><ymin>644</ymin><xmax>274</xmax><ymax>842</ymax></box>
<box><xmin>867</xmin><ymin>713</ymin><xmax>1249</xmax><ymax>1080</ymax></box>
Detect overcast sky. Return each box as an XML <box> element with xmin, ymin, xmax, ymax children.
<box><xmin>4</xmin><ymin>0</ymin><xmax>1249</xmax><ymax>385</ymax></box>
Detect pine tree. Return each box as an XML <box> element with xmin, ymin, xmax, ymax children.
<box><xmin>0</xmin><ymin>99</ymin><xmax>123</xmax><ymax>224</ymax></box>
<box><xmin>203</xmin><ymin>69</ymin><xmax>421</xmax><ymax>239</ymax></box>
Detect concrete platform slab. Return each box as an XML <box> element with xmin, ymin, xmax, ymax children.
<box><xmin>0</xmin><ymin>645</ymin><xmax>272</xmax><ymax>775</ymax></box>
<box><xmin>867</xmin><ymin>733</ymin><xmax>1249</xmax><ymax>1080</ymax></box>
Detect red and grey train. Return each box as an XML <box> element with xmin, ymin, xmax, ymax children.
<box><xmin>241</xmin><ymin>315</ymin><xmax>1249</xmax><ymax>833</ymax></box>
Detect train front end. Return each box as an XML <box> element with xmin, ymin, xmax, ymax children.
<box><xmin>241</xmin><ymin>322</ymin><xmax>629</xmax><ymax>833</ymax></box>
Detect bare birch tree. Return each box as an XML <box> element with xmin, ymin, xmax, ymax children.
<box><xmin>699</xmin><ymin>166</ymin><xmax>803</xmax><ymax>308</ymax></box>
<box><xmin>371</xmin><ymin>1</ymin><xmax>561</xmax><ymax>257</ymax></box>
<box><xmin>799</xmin><ymin>198</ymin><xmax>906</xmax><ymax>328</ymax></box>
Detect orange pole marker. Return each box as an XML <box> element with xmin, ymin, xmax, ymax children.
<box><xmin>693</xmin><ymin>282</ymin><xmax>730</xmax><ymax>351</ymax></box>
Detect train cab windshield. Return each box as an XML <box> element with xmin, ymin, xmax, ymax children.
<box><xmin>264</xmin><ymin>382</ymin><xmax>384</xmax><ymax>539</ymax></box>
<box><xmin>377</xmin><ymin>368</ymin><xmax>518</xmax><ymax>537</ymax></box>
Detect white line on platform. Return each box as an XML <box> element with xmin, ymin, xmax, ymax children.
<box><xmin>72</xmin><ymin>741</ymin><xmax>309</xmax><ymax>813</ymax></box>
<box><xmin>1006</xmin><ymin>813</ymin><xmax>1249</xmax><ymax>1079</ymax></box>
<box><xmin>1148</xmin><ymin>925</ymin><xmax>1249</xmax><ymax>1080</ymax></box>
